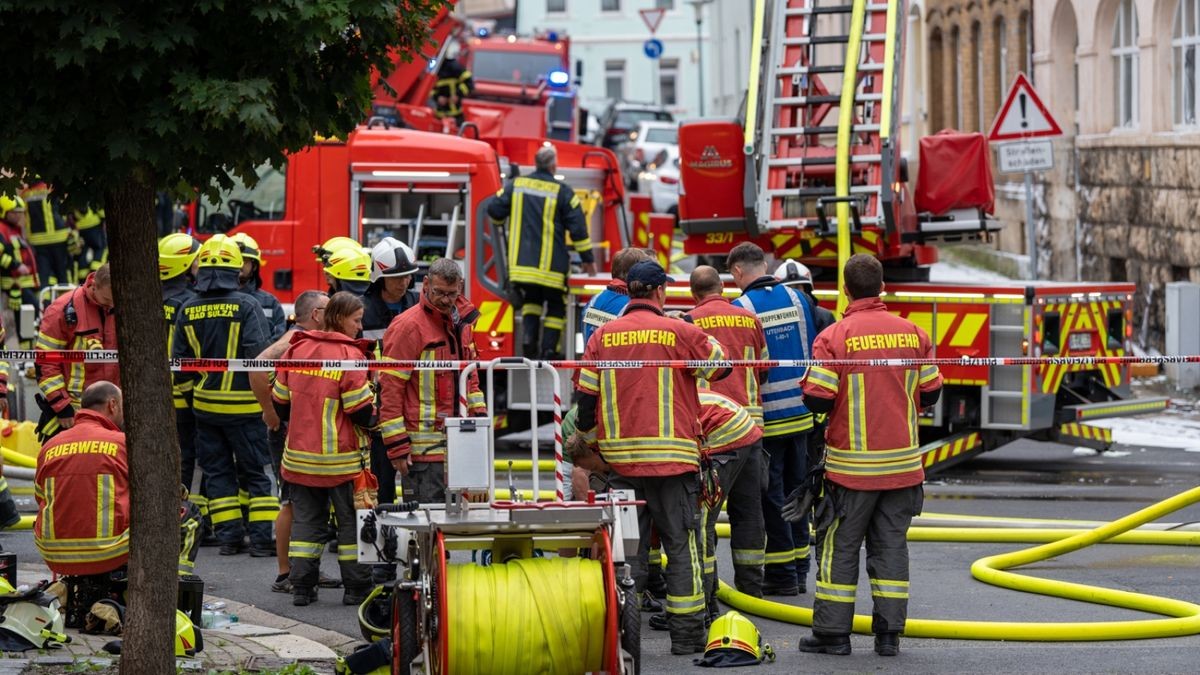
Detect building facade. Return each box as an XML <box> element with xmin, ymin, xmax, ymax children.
<box><xmin>516</xmin><ymin>0</ymin><xmax>712</xmax><ymax>119</ymax></box>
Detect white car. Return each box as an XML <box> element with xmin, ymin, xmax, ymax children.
<box><xmin>619</xmin><ymin>121</ymin><xmax>678</xmax><ymax>189</ymax></box>
<box><xmin>636</xmin><ymin>145</ymin><xmax>680</xmax><ymax>216</ymax></box>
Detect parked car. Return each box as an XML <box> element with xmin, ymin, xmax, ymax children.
<box><xmin>617</xmin><ymin>121</ymin><xmax>678</xmax><ymax>189</ymax></box>
<box><xmin>594</xmin><ymin>102</ymin><xmax>674</xmax><ymax>150</ymax></box>
<box><xmin>637</xmin><ymin>145</ymin><xmax>680</xmax><ymax>216</ymax></box>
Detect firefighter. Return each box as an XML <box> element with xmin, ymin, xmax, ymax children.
<box><xmin>249</xmin><ymin>291</ymin><xmax>334</xmax><ymax>592</ymax></box>
<box><xmin>34</xmin><ymin>381</ymin><xmax>128</xmax><ymax>627</ymax></box>
<box><xmin>363</xmin><ymin>238</ymin><xmax>419</xmax><ymax>510</ymax></box>
<box><xmin>20</xmin><ymin>180</ymin><xmax>71</xmax><ymax>288</ymax></box>
<box><xmin>232</xmin><ymin>233</ymin><xmax>286</xmax><ymax>340</ymax></box>
<box><xmin>379</xmin><ymin>258</ymin><xmax>487</xmax><ymax>503</ymax></box>
<box><xmin>321</xmin><ymin>245</ymin><xmax>372</xmax><ymax>299</ymax></box>
<box><xmin>0</xmin><ymin>196</ymin><xmax>35</xmax><ymax>335</ymax></box>
<box><xmin>487</xmin><ymin>144</ymin><xmax>597</xmax><ymax>359</ymax></box>
<box><xmin>272</xmin><ymin>292</ymin><xmax>374</xmax><ymax>607</ymax></box>
<box><xmin>432</xmin><ymin>56</ymin><xmax>473</xmax><ymax>122</ymax></box>
<box><xmin>794</xmin><ymin>254</ymin><xmax>942</xmax><ymax>657</ymax></box>
<box><xmin>575</xmin><ymin>260</ymin><xmax>728</xmax><ymax>655</ymax></box>
<box><xmin>775</xmin><ymin>260</ymin><xmax>835</xmax><ymax>334</ymax></box>
<box><xmin>71</xmin><ymin>208</ymin><xmax>107</xmax><ymax>278</ymax></box>
<box><xmin>727</xmin><ymin>242</ymin><xmax>817</xmax><ymax>596</ymax></box>
<box><xmin>581</xmin><ymin>247</ymin><xmax>649</xmax><ymax>348</ymax></box>
<box><xmin>159</xmin><ymin>233</ymin><xmax>205</xmax><ymax>521</ymax></box>
<box><xmin>171</xmin><ymin>235</ymin><xmax>276</xmax><ymax>557</ymax></box>
<box><xmin>34</xmin><ymin>264</ymin><xmax>118</xmax><ymax>443</ymax></box>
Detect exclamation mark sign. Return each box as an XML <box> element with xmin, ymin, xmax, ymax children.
<box><xmin>1019</xmin><ymin>93</ymin><xmax>1028</xmax><ymax>128</ymax></box>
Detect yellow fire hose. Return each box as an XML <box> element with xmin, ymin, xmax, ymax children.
<box><xmin>1</xmin><ymin>448</ymin><xmax>35</xmax><ymax>469</ymax></box>
<box><xmin>715</xmin><ymin>484</ymin><xmax>1200</xmax><ymax>640</ymax></box>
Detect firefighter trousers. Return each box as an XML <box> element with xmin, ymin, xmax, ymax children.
<box><xmin>762</xmin><ymin>433</ymin><xmax>810</xmax><ymax>588</ymax></box>
<box><xmin>178</xmin><ymin>407</ymin><xmax>197</xmax><ymax>490</ymax></box>
<box><xmin>288</xmin><ymin>481</ymin><xmax>371</xmax><ymax>594</ymax></box>
<box><xmin>369</xmin><ymin>432</ymin><xmax>398</xmax><ymax>504</ymax></box>
<box><xmin>195</xmin><ymin>416</ymin><xmax>278</xmax><ymax>547</ymax></box>
<box><xmin>702</xmin><ymin>441</ymin><xmax>765</xmax><ymax>602</ymax></box>
<box><xmin>514</xmin><ymin>282</ymin><xmax>566</xmax><ymax>358</ymax></box>
<box><xmin>610</xmin><ymin>471</ymin><xmax>705</xmax><ymax>648</ymax></box>
<box><xmin>811</xmin><ymin>483</ymin><xmax>923</xmax><ymax>636</ymax></box>
<box><xmin>33</xmin><ymin>242</ymin><xmax>70</xmax><ymax>287</ymax></box>
<box><xmin>400</xmin><ymin>460</ymin><xmax>445</xmax><ymax>504</ymax></box>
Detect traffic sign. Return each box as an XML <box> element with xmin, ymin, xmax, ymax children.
<box><xmin>988</xmin><ymin>72</ymin><xmax>1063</xmax><ymax>142</ymax></box>
<box><xmin>643</xmin><ymin>38</ymin><xmax>664</xmax><ymax>60</ymax></box>
<box><xmin>639</xmin><ymin>8</ymin><xmax>667</xmax><ymax>34</ymax></box>
<box><xmin>996</xmin><ymin>139</ymin><xmax>1055</xmax><ymax>174</ymax></box>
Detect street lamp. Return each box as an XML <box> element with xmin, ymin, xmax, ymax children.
<box><xmin>687</xmin><ymin>0</ymin><xmax>714</xmax><ymax>117</ymax></box>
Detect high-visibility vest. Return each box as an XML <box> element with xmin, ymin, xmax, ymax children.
<box><xmin>163</xmin><ymin>278</ymin><xmax>196</xmax><ymax>410</ymax></box>
<box><xmin>734</xmin><ymin>277</ymin><xmax>816</xmax><ymax>437</ymax></box>
<box><xmin>20</xmin><ymin>183</ymin><xmax>69</xmax><ymax>246</ymax></box>
<box><xmin>35</xmin><ymin>275</ymin><xmax>120</xmax><ymax>413</ymax></box>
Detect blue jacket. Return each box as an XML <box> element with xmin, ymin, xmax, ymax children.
<box><xmin>581</xmin><ymin>280</ymin><xmax>630</xmax><ymax>349</ymax></box>
<box><xmin>733</xmin><ymin>276</ymin><xmax>816</xmax><ymax>437</ymax></box>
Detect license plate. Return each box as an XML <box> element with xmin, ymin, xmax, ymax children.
<box><xmin>1068</xmin><ymin>332</ymin><xmax>1093</xmax><ymax>351</ymax></box>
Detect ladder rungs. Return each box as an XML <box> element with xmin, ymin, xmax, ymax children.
<box><xmin>775</xmin><ymin>63</ymin><xmax>886</xmax><ymax>76</ymax></box>
<box><xmin>775</xmin><ymin>93</ymin><xmax>884</xmax><ymax>106</ymax></box>
<box><xmin>784</xmin><ymin>3</ymin><xmax>892</xmax><ymax>16</ymax></box>
<box><xmin>770</xmin><ymin>124</ymin><xmax>881</xmax><ymax>135</ymax></box>
<box><xmin>761</xmin><ymin>216</ymin><xmax>883</xmax><ymax>230</ymax></box>
<box><xmin>767</xmin><ymin>154</ymin><xmax>882</xmax><ymax>167</ymax></box>
<box><xmin>781</xmin><ymin>34</ymin><xmax>887</xmax><ymax>46</ymax></box>
<box><xmin>765</xmin><ymin>186</ymin><xmax>881</xmax><ymax>198</ymax></box>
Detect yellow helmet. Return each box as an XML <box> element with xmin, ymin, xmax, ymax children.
<box><xmin>314</xmin><ymin>236</ymin><xmax>364</xmax><ymax>265</ymax></box>
<box><xmin>175</xmin><ymin>609</ymin><xmax>198</xmax><ymax>657</ymax></box>
<box><xmin>158</xmin><ymin>233</ymin><xmax>201</xmax><ymax>280</ymax></box>
<box><xmin>696</xmin><ymin>611</ymin><xmax>774</xmax><ymax>667</ymax></box>
<box><xmin>324</xmin><ymin>246</ymin><xmax>372</xmax><ymax>284</ymax></box>
<box><xmin>0</xmin><ymin>196</ymin><xmax>24</xmax><ymax>218</ymax></box>
<box><xmin>231</xmin><ymin>232</ymin><xmax>263</xmax><ymax>264</ymax></box>
<box><xmin>197</xmin><ymin>234</ymin><xmax>244</xmax><ymax>270</ymax></box>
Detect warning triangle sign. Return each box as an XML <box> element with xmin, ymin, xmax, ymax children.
<box><xmin>639</xmin><ymin>8</ymin><xmax>666</xmax><ymax>34</ymax></box>
<box><xmin>988</xmin><ymin>72</ymin><xmax>1063</xmax><ymax>142</ymax></box>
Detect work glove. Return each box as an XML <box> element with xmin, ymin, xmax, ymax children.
<box><xmin>781</xmin><ymin>461</ymin><xmax>826</xmax><ymax>523</ymax></box>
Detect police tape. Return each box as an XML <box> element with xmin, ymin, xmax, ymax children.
<box><xmin>4</xmin><ymin>349</ymin><xmax>1199</xmax><ymax>371</ymax></box>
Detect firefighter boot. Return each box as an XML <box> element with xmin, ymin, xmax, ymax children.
<box><xmin>875</xmin><ymin>632</ymin><xmax>900</xmax><ymax>656</ymax></box>
<box><xmin>798</xmin><ymin>632</ymin><xmax>851</xmax><ymax>656</ymax></box>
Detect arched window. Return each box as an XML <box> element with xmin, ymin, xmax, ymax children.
<box><xmin>929</xmin><ymin>27</ymin><xmax>945</xmax><ymax>131</ymax></box>
<box><xmin>1111</xmin><ymin>0</ymin><xmax>1139</xmax><ymax>128</ymax></box>
<box><xmin>994</xmin><ymin>17</ymin><xmax>1008</xmax><ymax>103</ymax></box>
<box><xmin>1174</xmin><ymin>0</ymin><xmax>1200</xmax><ymax>126</ymax></box>
<box><xmin>952</xmin><ymin>26</ymin><xmax>963</xmax><ymax>129</ymax></box>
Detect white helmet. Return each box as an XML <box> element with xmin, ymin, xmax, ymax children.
<box><xmin>369</xmin><ymin>237</ymin><xmax>418</xmax><ymax>283</ymax></box>
<box><xmin>774</xmin><ymin>259</ymin><xmax>813</xmax><ymax>287</ymax></box>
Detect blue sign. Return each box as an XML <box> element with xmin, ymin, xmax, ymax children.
<box><xmin>643</xmin><ymin>38</ymin><xmax>664</xmax><ymax>59</ymax></box>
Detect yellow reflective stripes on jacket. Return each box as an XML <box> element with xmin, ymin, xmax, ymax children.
<box><xmin>272</xmin><ymin>379</ymin><xmax>290</xmax><ymax>403</ymax></box>
<box><xmin>869</xmin><ymin>578</ymin><xmax>909</xmax><ymax>599</ymax></box>
<box><xmin>40</xmin><ymin>374</ymin><xmax>66</xmax><ymax>397</ymax></box>
<box><xmin>466</xmin><ymin>389</ymin><xmax>486</xmax><ymax>412</ymax></box>
<box><xmin>825</xmin><ymin>445</ymin><xmax>923</xmax><ymax>476</ymax></box>
<box><xmin>221</xmin><ymin>323</ymin><xmax>240</xmax><ymax>392</ymax></box>
<box><xmin>919</xmin><ymin>364</ymin><xmax>940</xmax><ymax>385</ymax></box>
<box><xmin>95</xmin><ymin>475</ymin><xmax>114</xmax><ymax>538</ymax></box>
<box><xmin>847</xmin><ymin>373</ymin><xmax>866</xmax><ymax>451</ymax></box>
<box><xmin>341</xmin><ymin>383</ymin><xmax>373</xmax><ymax>411</ymax></box>
<box><xmin>322</xmin><ymin>399</ymin><xmax>338</xmax><ymax>456</ymax></box>
<box><xmin>35</xmin><ymin>331</ymin><xmax>66</xmax><ymax>350</ymax></box>
<box><xmin>192</xmin><ymin>388</ymin><xmax>260</xmax><ymax>416</ymax></box>
<box><xmin>657</xmin><ymin>368</ymin><xmax>673</xmax><ymax>439</ymax></box>
<box><xmin>539</xmin><ymin>194</ymin><xmax>556</xmax><ymax>272</ymax></box>
<box><xmin>806</xmin><ymin>366</ymin><xmax>839</xmax><ymax>395</ymax></box>
<box><xmin>691</xmin><ymin>336</ymin><xmax>725</xmax><ymax>381</ymax></box>
<box><xmin>577</xmin><ymin>368</ymin><xmax>599</xmax><ymax>393</ymax></box>
<box><xmin>40</xmin><ymin>477</ymin><xmax>54</xmax><ymax>539</ymax></box>
<box><xmin>762</xmin><ymin>413</ymin><xmax>813</xmax><ymax>437</ymax></box>
<box><xmin>905</xmin><ymin>369</ymin><xmax>918</xmax><ymax>448</ymax></box>
<box><xmin>36</xmin><ymin>533</ymin><xmax>129</xmax><ymax>565</ymax></box>
<box><xmin>377</xmin><ymin>417</ymin><xmax>407</xmax><ymax>443</ymax></box>
<box><xmin>594</xmin><ymin>437</ymin><xmax>699</xmax><ymax>468</ymax></box>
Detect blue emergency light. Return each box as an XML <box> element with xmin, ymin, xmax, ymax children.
<box><xmin>476</xmin><ymin>27</ymin><xmax>489</xmax><ymax>38</ymax></box>
<box><xmin>548</xmin><ymin>70</ymin><xmax>570</xmax><ymax>87</ymax></box>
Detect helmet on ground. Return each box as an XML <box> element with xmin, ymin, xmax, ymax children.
<box><xmin>0</xmin><ymin>196</ymin><xmax>24</xmax><ymax>218</ymax></box>
<box><xmin>175</xmin><ymin>609</ymin><xmax>198</xmax><ymax>657</ymax></box>
<box><xmin>0</xmin><ymin>579</ymin><xmax>68</xmax><ymax>651</ymax></box>
<box><xmin>314</xmin><ymin>236</ymin><xmax>365</xmax><ymax>265</ymax></box>
<box><xmin>694</xmin><ymin>611</ymin><xmax>774</xmax><ymax>668</ymax></box>
<box><xmin>197</xmin><ymin>234</ymin><xmax>244</xmax><ymax>270</ymax></box>
<box><xmin>773</xmin><ymin>259</ymin><xmax>813</xmax><ymax>287</ymax></box>
<box><xmin>369</xmin><ymin>237</ymin><xmax>418</xmax><ymax>283</ymax></box>
<box><xmin>326</xmin><ymin>246</ymin><xmax>372</xmax><ymax>294</ymax></box>
<box><xmin>230</xmin><ymin>232</ymin><xmax>263</xmax><ymax>265</ymax></box>
<box><xmin>159</xmin><ymin>233</ymin><xmax>201</xmax><ymax>280</ymax></box>
<box><xmin>357</xmin><ymin>584</ymin><xmax>392</xmax><ymax>643</ymax></box>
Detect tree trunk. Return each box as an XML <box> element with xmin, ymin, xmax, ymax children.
<box><xmin>106</xmin><ymin>177</ymin><xmax>179</xmax><ymax>675</ymax></box>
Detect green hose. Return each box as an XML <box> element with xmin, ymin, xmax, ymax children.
<box><xmin>716</xmin><ymin>484</ymin><xmax>1200</xmax><ymax>640</ymax></box>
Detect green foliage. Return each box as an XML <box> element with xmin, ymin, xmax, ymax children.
<box><xmin>0</xmin><ymin>0</ymin><xmax>448</xmax><ymax>203</ymax></box>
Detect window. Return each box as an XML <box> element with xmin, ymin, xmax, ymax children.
<box><xmin>928</xmin><ymin>28</ymin><xmax>944</xmax><ymax>132</ymax></box>
<box><xmin>601</xmin><ymin>0</ymin><xmax>620</xmax><ymax>11</ymax></box>
<box><xmin>643</xmin><ymin>126</ymin><xmax>678</xmax><ymax>144</ymax></box>
<box><xmin>1174</xmin><ymin>0</ymin><xmax>1200</xmax><ymax>126</ymax></box>
<box><xmin>547</xmin><ymin>0</ymin><xmax>565</xmax><ymax>12</ymax></box>
<box><xmin>973</xmin><ymin>22</ymin><xmax>984</xmax><ymax>131</ymax></box>
<box><xmin>1112</xmin><ymin>0</ymin><xmax>1139</xmax><ymax>128</ymax></box>
<box><xmin>655</xmin><ymin>0</ymin><xmax>674</xmax><ymax>8</ymax></box>
<box><xmin>994</xmin><ymin>17</ymin><xmax>1008</xmax><ymax>104</ymax></box>
<box><xmin>605</xmin><ymin>60</ymin><xmax>625</xmax><ymax>100</ymax></box>
<box><xmin>199</xmin><ymin>163</ymin><xmax>286</xmax><ymax>233</ymax></box>
<box><xmin>470</xmin><ymin>50</ymin><xmax>566</xmax><ymax>86</ymax></box>
<box><xmin>952</xmin><ymin>27</ymin><xmax>963</xmax><ymax>129</ymax></box>
<box><xmin>659</xmin><ymin>57</ymin><xmax>679</xmax><ymax>106</ymax></box>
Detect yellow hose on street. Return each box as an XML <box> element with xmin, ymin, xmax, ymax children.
<box><xmin>447</xmin><ymin>557</ymin><xmax>606</xmax><ymax>674</ymax></box>
<box><xmin>716</xmin><ymin>485</ymin><xmax>1200</xmax><ymax>640</ymax></box>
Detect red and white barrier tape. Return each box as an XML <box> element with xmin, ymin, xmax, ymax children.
<box><xmin>5</xmin><ymin>350</ymin><xmax>1194</xmax><ymax>371</ymax></box>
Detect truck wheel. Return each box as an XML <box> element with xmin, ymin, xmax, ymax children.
<box><xmin>393</xmin><ymin>588</ymin><xmax>419</xmax><ymax>675</ymax></box>
<box><xmin>620</xmin><ymin>584</ymin><xmax>641</xmax><ymax>675</ymax></box>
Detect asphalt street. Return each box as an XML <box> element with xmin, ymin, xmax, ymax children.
<box><xmin>6</xmin><ymin>435</ymin><xmax>1200</xmax><ymax>673</ymax></box>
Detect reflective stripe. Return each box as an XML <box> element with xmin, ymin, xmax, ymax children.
<box><xmin>96</xmin><ymin>475</ymin><xmax>113</xmax><ymax>539</ymax></box>
<box><xmin>248</xmin><ymin>496</ymin><xmax>280</xmax><ymax>523</ymax></box>
<box><xmin>764</xmin><ymin>550</ymin><xmax>794</xmax><ymax>565</ymax></box>
<box><xmin>869</xmin><ymin>578</ymin><xmax>909</xmax><ymax>599</ymax></box>
<box><xmin>338</xmin><ymin>544</ymin><xmax>358</xmax><ymax>562</ymax></box>
<box><xmin>793</xmin><ymin>545</ymin><xmax>810</xmax><ymax>560</ymax></box>
<box><xmin>731</xmin><ymin>549</ymin><xmax>765</xmax><ymax>566</ymax></box>
<box><xmin>42</xmin><ymin>477</ymin><xmax>55</xmax><ymax>539</ymax></box>
<box><xmin>283</xmin><ymin>446</ymin><xmax>363</xmax><ymax>477</ymax></box>
<box><xmin>221</xmin><ymin>323</ymin><xmax>240</xmax><ymax>392</ymax></box>
<box><xmin>322</xmin><ymin>399</ymin><xmax>338</xmax><ymax>456</ymax></box>
<box><xmin>539</xmin><ymin>196</ymin><xmax>556</xmax><ymax>272</ymax></box>
<box><xmin>342</xmin><ymin>384</ymin><xmax>373</xmax><ymax>410</ymax></box>
<box><xmin>288</xmin><ymin>540</ymin><xmax>324</xmax><ymax>559</ymax></box>
<box><xmin>362</xmin><ymin>328</ymin><xmax>387</xmax><ymax>341</ymax></box>
<box><xmin>815</xmin><ymin>580</ymin><xmax>857</xmax><ymax>603</ymax></box>
<box><xmin>762</xmin><ymin>414</ymin><xmax>814</xmax><ymax>437</ymax></box>
<box><xmin>40</xmin><ymin>374</ymin><xmax>66</xmax><ymax>395</ymax></box>
<box><xmin>208</xmin><ymin>496</ymin><xmax>242</xmax><ymax>524</ymax></box>
<box><xmin>418</xmin><ymin>349</ymin><xmax>436</xmax><ymax>432</ymax></box>
<box><xmin>272</xmin><ymin>379</ymin><xmax>290</xmax><ymax>402</ymax></box>
<box><xmin>905</xmin><ymin>369</ymin><xmax>918</xmax><ymax>448</ymax></box>
<box><xmin>544</xmin><ymin>316</ymin><xmax>565</xmax><ymax>330</ymax></box>
<box><xmin>665</xmin><ymin>593</ymin><xmax>705</xmax><ymax>614</ymax></box>
<box><xmin>848</xmin><ymin>373</ymin><xmax>866</xmax><ymax>452</ymax></box>
<box><xmin>577</xmin><ymin>368</ymin><xmax>599</xmax><ymax>393</ymax></box>
<box><xmin>657</xmin><ymin>368</ymin><xmax>672</xmax><ymax>439</ymax></box>
<box><xmin>826</xmin><ymin>445</ymin><xmax>923</xmax><ymax>476</ymax></box>
<box><xmin>36</xmin><ymin>332</ymin><xmax>67</xmax><ymax>348</ymax></box>
<box><xmin>378</xmin><ymin>417</ymin><xmax>408</xmax><ymax>441</ymax></box>
<box><xmin>806</xmin><ymin>366</ymin><xmax>839</xmax><ymax>393</ymax></box>
<box><xmin>703</xmin><ymin>556</ymin><xmax>716</xmax><ymax>575</ymax></box>
<box><xmin>919</xmin><ymin>364</ymin><xmax>940</xmax><ymax>385</ymax></box>
<box><xmin>601</xmin><ymin>370</ymin><xmax>620</xmax><ymax>437</ymax></box>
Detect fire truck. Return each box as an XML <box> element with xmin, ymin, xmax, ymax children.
<box><xmin>600</xmin><ymin>0</ymin><xmax>1164</xmax><ymax>473</ymax></box>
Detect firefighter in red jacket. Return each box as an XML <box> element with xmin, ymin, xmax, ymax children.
<box><xmin>576</xmin><ymin>260</ymin><xmax>728</xmax><ymax>655</ymax></box>
<box><xmin>794</xmin><ymin>255</ymin><xmax>943</xmax><ymax>657</ymax></box>
<box><xmin>378</xmin><ymin>258</ymin><xmax>487</xmax><ymax>503</ymax></box>
<box><xmin>34</xmin><ymin>265</ymin><xmax>118</xmax><ymax>442</ymax></box>
<box><xmin>34</xmin><ymin>381</ymin><xmax>128</xmax><ymax>627</ymax></box>
<box><xmin>272</xmin><ymin>292</ymin><xmax>375</xmax><ymax>607</ymax></box>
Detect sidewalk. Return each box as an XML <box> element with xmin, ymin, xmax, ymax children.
<box><xmin>5</xmin><ymin>562</ymin><xmax>356</xmax><ymax>674</ymax></box>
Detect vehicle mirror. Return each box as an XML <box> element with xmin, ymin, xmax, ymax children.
<box><xmin>575</xmin><ymin>59</ymin><xmax>583</xmax><ymax>79</ymax></box>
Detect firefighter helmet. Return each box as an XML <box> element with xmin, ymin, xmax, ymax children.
<box><xmin>0</xmin><ymin>578</ymin><xmax>68</xmax><ymax>650</ymax></box>
<box><xmin>230</xmin><ymin>232</ymin><xmax>264</xmax><ymax>265</ymax></box>
<box><xmin>369</xmin><ymin>237</ymin><xmax>418</xmax><ymax>282</ymax></box>
<box><xmin>175</xmin><ymin>609</ymin><xmax>198</xmax><ymax>657</ymax></box>
<box><xmin>695</xmin><ymin>611</ymin><xmax>774</xmax><ymax>667</ymax></box>
<box><xmin>197</xmin><ymin>234</ymin><xmax>244</xmax><ymax>270</ymax></box>
<box><xmin>314</xmin><ymin>236</ymin><xmax>363</xmax><ymax>265</ymax></box>
<box><xmin>357</xmin><ymin>584</ymin><xmax>392</xmax><ymax>643</ymax></box>
<box><xmin>158</xmin><ymin>233</ymin><xmax>201</xmax><ymax>280</ymax></box>
<box><xmin>774</xmin><ymin>259</ymin><xmax>813</xmax><ymax>287</ymax></box>
<box><xmin>0</xmin><ymin>196</ymin><xmax>24</xmax><ymax>218</ymax></box>
<box><xmin>325</xmin><ymin>245</ymin><xmax>372</xmax><ymax>288</ymax></box>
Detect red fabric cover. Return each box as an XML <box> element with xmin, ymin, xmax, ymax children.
<box><xmin>915</xmin><ymin>130</ymin><xmax>995</xmax><ymax>215</ymax></box>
